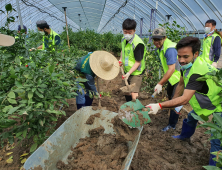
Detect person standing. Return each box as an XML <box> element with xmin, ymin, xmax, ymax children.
<box><xmin>151</xmin><ymin>27</ymin><xmax>182</xmax><ymax>131</ymax></box>
<box><xmin>119</xmin><ymin>18</ymin><xmax>146</xmax><ymax>102</ymax></box>
<box><xmin>30</xmin><ymin>20</ymin><xmax>61</xmax><ymax>51</ymax></box>
<box><xmin>202</xmin><ymin>19</ymin><xmax>222</xmax><ymax>68</ymax></box>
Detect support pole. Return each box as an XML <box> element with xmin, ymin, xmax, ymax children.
<box><xmin>140</xmin><ymin>18</ymin><xmax>143</xmax><ymax>38</ymax></box>
<box><xmin>62</xmin><ymin>7</ymin><xmax>70</xmax><ymax>48</ymax></box>
<box><xmin>16</xmin><ymin>0</ymin><xmax>23</xmax><ymax>29</ymax></box>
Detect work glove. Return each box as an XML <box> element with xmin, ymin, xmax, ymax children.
<box><xmin>212</xmin><ymin>62</ymin><xmax>217</xmax><ymax>68</ymax></box>
<box><xmin>99</xmin><ymin>94</ymin><xmax>102</xmax><ymax>99</ymax></box>
<box><xmin>29</xmin><ymin>48</ymin><xmax>36</xmax><ymax>51</ymax></box>
<box><xmin>123</xmin><ymin>72</ymin><xmax>130</xmax><ymax>80</ymax></box>
<box><xmin>154</xmin><ymin>84</ymin><xmax>162</xmax><ymax>94</ymax></box>
<box><xmin>145</xmin><ymin>103</ymin><xmax>162</xmax><ymax>115</ymax></box>
<box><xmin>119</xmin><ymin>60</ymin><xmax>123</xmax><ymax>66</ymax></box>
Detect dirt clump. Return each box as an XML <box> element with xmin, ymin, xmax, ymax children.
<box><xmin>88</xmin><ymin>126</ymin><xmax>105</xmax><ymax>138</ymax></box>
<box><xmin>85</xmin><ymin>113</ymin><xmax>101</xmax><ymax>125</ymax></box>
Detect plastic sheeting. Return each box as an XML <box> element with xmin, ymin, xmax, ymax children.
<box><xmin>0</xmin><ymin>0</ymin><xmax>221</xmax><ymax>34</ymax></box>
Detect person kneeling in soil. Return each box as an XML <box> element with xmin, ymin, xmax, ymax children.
<box><xmin>146</xmin><ymin>36</ymin><xmax>222</xmax><ymax>166</ymax></box>
<box><xmin>119</xmin><ymin>18</ymin><xmax>146</xmax><ymax>102</ymax></box>
<box><xmin>151</xmin><ymin>27</ymin><xmax>182</xmax><ymax>132</ymax></box>
<box><xmin>74</xmin><ymin>51</ymin><xmax>119</xmax><ymax>109</ymax></box>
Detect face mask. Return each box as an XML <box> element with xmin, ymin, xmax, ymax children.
<box><xmin>39</xmin><ymin>31</ymin><xmax>45</xmax><ymax>35</ymax></box>
<box><xmin>204</xmin><ymin>27</ymin><xmax>211</xmax><ymax>34</ymax></box>
<box><xmin>124</xmin><ymin>34</ymin><xmax>133</xmax><ymax>41</ymax></box>
<box><xmin>180</xmin><ymin>62</ymin><xmax>193</xmax><ymax>70</ymax></box>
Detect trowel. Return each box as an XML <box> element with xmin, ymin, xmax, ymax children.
<box><xmin>120</xmin><ymin>66</ymin><xmax>136</xmax><ymax>93</ymax></box>
<box><xmin>118</xmin><ymin>99</ymin><xmax>151</xmax><ymax>128</ymax></box>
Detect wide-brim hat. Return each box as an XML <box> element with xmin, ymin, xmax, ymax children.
<box><xmin>0</xmin><ymin>34</ymin><xmax>15</xmax><ymax>46</ymax></box>
<box><xmin>89</xmin><ymin>51</ymin><xmax>120</xmax><ymax>80</ymax></box>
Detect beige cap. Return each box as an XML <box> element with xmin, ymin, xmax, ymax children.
<box><xmin>0</xmin><ymin>34</ymin><xmax>15</xmax><ymax>46</ymax></box>
<box><xmin>89</xmin><ymin>51</ymin><xmax>120</xmax><ymax>80</ymax></box>
<box><xmin>152</xmin><ymin>27</ymin><xmax>166</xmax><ymax>39</ymax></box>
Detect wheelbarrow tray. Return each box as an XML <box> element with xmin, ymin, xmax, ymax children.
<box><xmin>24</xmin><ymin>106</ymin><xmax>143</xmax><ymax>170</ymax></box>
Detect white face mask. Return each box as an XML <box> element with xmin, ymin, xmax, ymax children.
<box><xmin>204</xmin><ymin>27</ymin><xmax>211</xmax><ymax>34</ymax></box>
<box><xmin>39</xmin><ymin>31</ymin><xmax>45</xmax><ymax>35</ymax></box>
<box><xmin>124</xmin><ymin>34</ymin><xmax>134</xmax><ymax>41</ymax></box>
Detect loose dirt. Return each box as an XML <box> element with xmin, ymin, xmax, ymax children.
<box><xmin>0</xmin><ymin>70</ymin><xmax>211</xmax><ymax>170</ymax></box>
<box><xmin>85</xmin><ymin>113</ymin><xmax>101</xmax><ymax>125</ymax></box>
<box><xmin>56</xmin><ymin>116</ymin><xmax>139</xmax><ymax>170</ymax></box>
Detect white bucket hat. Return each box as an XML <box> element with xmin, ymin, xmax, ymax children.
<box><xmin>89</xmin><ymin>51</ymin><xmax>120</xmax><ymax>80</ymax></box>
<box><xmin>0</xmin><ymin>34</ymin><xmax>15</xmax><ymax>46</ymax></box>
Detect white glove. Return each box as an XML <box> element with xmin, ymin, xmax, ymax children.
<box><xmin>145</xmin><ymin>103</ymin><xmax>161</xmax><ymax>115</ymax></box>
<box><xmin>119</xmin><ymin>60</ymin><xmax>123</xmax><ymax>66</ymax></box>
<box><xmin>123</xmin><ymin>72</ymin><xmax>130</xmax><ymax>80</ymax></box>
<box><xmin>212</xmin><ymin>62</ymin><xmax>217</xmax><ymax>68</ymax></box>
<box><xmin>154</xmin><ymin>84</ymin><xmax>162</xmax><ymax>94</ymax></box>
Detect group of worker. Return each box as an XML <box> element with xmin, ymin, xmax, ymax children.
<box><xmin>2</xmin><ymin>18</ymin><xmax>222</xmax><ymax>167</ymax></box>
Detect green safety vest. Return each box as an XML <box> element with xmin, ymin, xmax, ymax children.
<box><xmin>42</xmin><ymin>29</ymin><xmax>60</xmax><ymax>50</ymax></box>
<box><xmin>75</xmin><ymin>53</ymin><xmax>94</xmax><ymax>76</ymax></box>
<box><xmin>121</xmin><ymin>34</ymin><xmax>146</xmax><ymax>75</ymax></box>
<box><xmin>201</xmin><ymin>32</ymin><xmax>222</xmax><ymax>64</ymax></box>
<box><xmin>157</xmin><ymin>38</ymin><xmax>181</xmax><ymax>86</ymax></box>
<box><xmin>183</xmin><ymin>57</ymin><xmax>222</xmax><ymax>116</ymax></box>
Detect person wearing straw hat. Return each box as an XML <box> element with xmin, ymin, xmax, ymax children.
<box><xmin>0</xmin><ymin>34</ymin><xmax>15</xmax><ymax>47</ymax></box>
<box><xmin>74</xmin><ymin>51</ymin><xmax>120</xmax><ymax>109</ymax></box>
<box><xmin>30</xmin><ymin>20</ymin><xmax>60</xmax><ymax>51</ymax></box>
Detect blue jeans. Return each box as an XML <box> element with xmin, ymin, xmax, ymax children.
<box><xmin>76</xmin><ymin>74</ymin><xmax>97</xmax><ymax>105</ymax></box>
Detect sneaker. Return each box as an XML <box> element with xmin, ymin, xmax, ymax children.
<box><xmin>162</xmin><ymin>125</ymin><xmax>175</xmax><ymax>132</ymax></box>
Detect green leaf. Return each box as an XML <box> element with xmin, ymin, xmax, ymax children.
<box><xmin>10</xmin><ymin>66</ymin><xmax>16</xmax><ymax>78</ymax></box>
<box><xmin>48</xmin><ymin>64</ymin><xmax>55</xmax><ymax>74</ymax></box>
<box><xmin>49</xmin><ymin>116</ymin><xmax>57</xmax><ymax>121</ymax></box>
<box><xmin>199</xmin><ymin>122</ymin><xmax>222</xmax><ymax>131</ymax></box>
<box><xmin>23</xmin><ymin>129</ymin><xmax>27</xmax><ymax>138</ymax></box>
<box><xmin>39</xmin><ymin>120</ymin><xmax>43</xmax><ymax>126</ymax></box>
<box><xmin>7</xmin><ymin>98</ymin><xmax>17</xmax><ymax>104</ymax></box>
<box><xmin>8</xmin><ymin>106</ymin><xmax>20</xmax><ymax>115</ymax></box>
<box><xmin>62</xmin><ymin>82</ymin><xmax>69</xmax><ymax>86</ymax></box>
<box><xmin>38</xmin><ymin>84</ymin><xmax>47</xmax><ymax>88</ymax></box>
<box><xmin>3</xmin><ymin>105</ymin><xmax>13</xmax><ymax>112</ymax></box>
<box><xmin>191</xmin><ymin>113</ymin><xmax>206</xmax><ymax>122</ymax></box>
<box><xmin>15</xmin><ymin>81</ymin><xmax>23</xmax><ymax>88</ymax></box>
<box><xmin>54</xmin><ymin>96</ymin><xmax>62</xmax><ymax>99</ymax></box>
<box><xmin>36</xmin><ymin>102</ymin><xmax>43</xmax><ymax>108</ymax></box>
<box><xmin>35</xmin><ymin>90</ymin><xmax>44</xmax><ymax>98</ymax></box>
<box><xmin>15</xmin><ymin>56</ymin><xmax>20</xmax><ymax>65</ymax></box>
<box><xmin>33</xmin><ymin>135</ymin><xmax>38</xmax><ymax>142</ymax></box>
<box><xmin>30</xmin><ymin>143</ymin><xmax>37</xmax><ymax>153</ymax></box>
<box><xmin>213</xmin><ymin>113</ymin><xmax>222</xmax><ymax>127</ymax></box>
<box><xmin>32</xmin><ymin>88</ymin><xmax>36</xmax><ymax>92</ymax></box>
<box><xmin>8</xmin><ymin>91</ymin><xmax>15</xmax><ymax>98</ymax></box>
<box><xmin>16</xmin><ymin>131</ymin><xmax>23</xmax><ymax>138</ymax></box>
<box><xmin>203</xmin><ymin>166</ymin><xmax>221</xmax><ymax>170</ymax></box>
<box><xmin>5</xmin><ymin>4</ymin><xmax>13</xmax><ymax>12</ymax></box>
<box><xmin>28</xmin><ymin>91</ymin><xmax>33</xmax><ymax>99</ymax></box>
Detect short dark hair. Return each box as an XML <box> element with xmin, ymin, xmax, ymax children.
<box><xmin>18</xmin><ymin>25</ymin><xmax>27</xmax><ymax>32</ymax></box>
<box><xmin>176</xmin><ymin>36</ymin><xmax>201</xmax><ymax>54</ymax></box>
<box><xmin>38</xmin><ymin>25</ymin><xmax>50</xmax><ymax>29</ymax></box>
<box><xmin>122</xmin><ymin>18</ymin><xmax>137</xmax><ymax>30</ymax></box>
<box><xmin>206</xmin><ymin>19</ymin><xmax>216</xmax><ymax>26</ymax></box>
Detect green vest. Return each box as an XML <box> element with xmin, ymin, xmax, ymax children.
<box><xmin>75</xmin><ymin>53</ymin><xmax>94</xmax><ymax>76</ymax></box>
<box><xmin>183</xmin><ymin>57</ymin><xmax>222</xmax><ymax>116</ymax></box>
<box><xmin>201</xmin><ymin>32</ymin><xmax>222</xmax><ymax>64</ymax></box>
<box><xmin>121</xmin><ymin>34</ymin><xmax>146</xmax><ymax>75</ymax></box>
<box><xmin>42</xmin><ymin>29</ymin><xmax>60</xmax><ymax>50</ymax></box>
<box><xmin>157</xmin><ymin>38</ymin><xmax>180</xmax><ymax>86</ymax></box>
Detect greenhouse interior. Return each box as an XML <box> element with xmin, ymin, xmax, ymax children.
<box><xmin>0</xmin><ymin>0</ymin><xmax>222</xmax><ymax>170</ymax></box>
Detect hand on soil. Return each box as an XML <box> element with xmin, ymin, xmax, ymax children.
<box><xmin>146</xmin><ymin>103</ymin><xmax>161</xmax><ymax>115</ymax></box>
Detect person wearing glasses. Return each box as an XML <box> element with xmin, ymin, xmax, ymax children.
<box><xmin>152</xmin><ymin>27</ymin><xmax>181</xmax><ymax>132</ymax></box>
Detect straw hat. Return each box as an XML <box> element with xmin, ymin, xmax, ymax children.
<box><xmin>0</xmin><ymin>34</ymin><xmax>15</xmax><ymax>46</ymax></box>
<box><xmin>89</xmin><ymin>51</ymin><xmax>120</xmax><ymax>80</ymax></box>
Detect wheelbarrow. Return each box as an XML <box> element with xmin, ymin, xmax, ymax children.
<box><xmin>23</xmin><ymin>107</ymin><xmax>143</xmax><ymax>170</ymax></box>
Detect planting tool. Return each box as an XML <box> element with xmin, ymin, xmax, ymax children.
<box><xmin>151</xmin><ymin>90</ymin><xmax>158</xmax><ymax>98</ymax></box>
<box><xmin>120</xmin><ymin>66</ymin><xmax>135</xmax><ymax>93</ymax></box>
<box><xmin>24</xmin><ymin>107</ymin><xmax>142</xmax><ymax>170</ymax></box>
<box><xmin>119</xmin><ymin>99</ymin><xmax>151</xmax><ymax>128</ymax></box>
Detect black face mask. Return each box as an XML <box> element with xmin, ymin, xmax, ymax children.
<box><xmin>44</xmin><ymin>31</ymin><xmax>48</xmax><ymax>35</ymax></box>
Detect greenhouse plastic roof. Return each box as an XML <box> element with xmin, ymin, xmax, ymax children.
<box><xmin>1</xmin><ymin>0</ymin><xmax>222</xmax><ymax>34</ymax></box>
